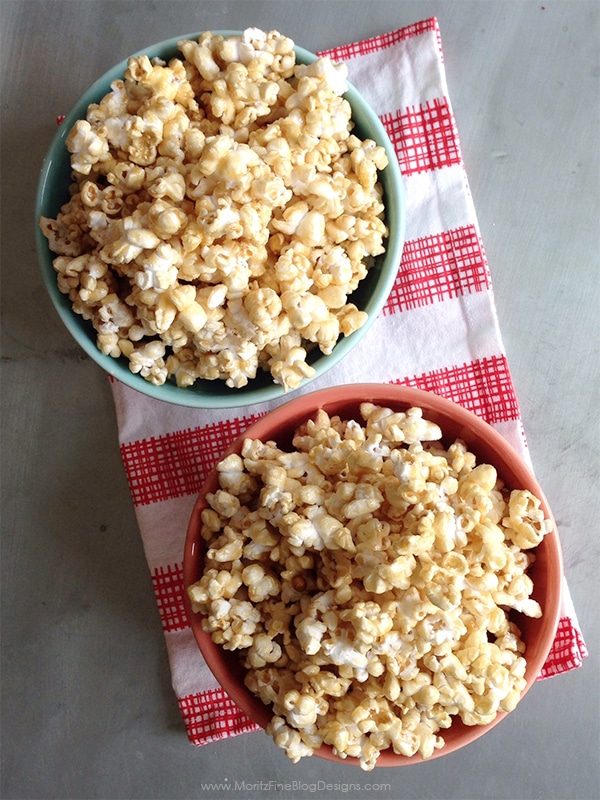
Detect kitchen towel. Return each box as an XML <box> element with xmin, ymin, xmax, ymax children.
<box><xmin>109</xmin><ymin>17</ymin><xmax>588</xmax><ymax>746</ymax></box>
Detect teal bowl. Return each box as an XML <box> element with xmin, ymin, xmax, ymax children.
<box><xmin>35</xmin><ymin>32</ymin><xmax>405</xmax><ymax>408</ymax></box>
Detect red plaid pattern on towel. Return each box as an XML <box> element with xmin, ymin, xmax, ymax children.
<box><xmin>538</xmin><ymin>618</ymin><xmax>589</xmax><ymax>678</ymax></box>
<box><xmin>152</xmin><ymin>564</ymin><xmax>188</xmax><ymax>633</ymax></box>
<box><xmin>382</xmin><ymin>100</ymin><xmax>462</xmax><ymax>175</ymax></box>
<box><xmin>110</xmin><ymin>17</ymin><xmax>587</xmax><ymax>748</ymax></box>
<box><xmin>322</xmin><ymin>18</ymin><xmax>442</xmax><ymax>62</ymax></box>
<box><xmin>179</xmin><ymin>690</ymin><xmax>259</xmax><ymax>743</ymax></box>
<box><xmin>386</xmin><ymin>225</ymin><xmax>491</xmax><ymax>313</ymax></box>
<box><xmin>121</xmin><ymin>414</ymin><xmax>263</xmax><ymax>506</ymax></box>
<box><xmin>398</xmin><ymin>355</ymin><xmax>520</xmax><ymax>425</ymax></box>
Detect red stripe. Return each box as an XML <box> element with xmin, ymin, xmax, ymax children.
<box><xmin>394</xmin><ymin>355</ymin><xmax>521</xmax><ymax>425</ymax></box>
<box><xmin>179</xmin><ymin>688</ymin><xmax>260</xmax><ymax>745</ymax></box>
<box><xmin>381</xmin><ymin>98</ymin><xmax>462</xmax><ymax>176</ymax></box>
<box><xmin>384</xmin><ymin>224</ymin><xmax>491</xmax><ymax>314</ymax></box>
<box><xmin>120</xmin><ymin>414</ymin><xmax>263</xmax><ymax>507</ymax></box>
<box><xmin>121</xmin><ymin>358</ymin><xmax>518</xmax><ymax>509</ymax></box>
<box><xmin>151</xmin><ymin>563</ymin><xmax>189</xmax><ymax>632</ymax></box>
<box><xmin>538</xmin><ymin>617</ymin><xmax>589</xmax><ymax>678</ymax></box>
<box><xmin>318</xmin><ymin>18</ymin><xmax>440</xmax><ymax>62</ymax></box>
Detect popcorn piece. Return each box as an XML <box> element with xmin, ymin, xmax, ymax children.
<box><xmin>206</xmin><ymin>598</ymin><xmax>261</xmax><ymax>649</ymax></box>
<box><xmin>267</xmin><ymin>716</ymin><xmax>316</xmax><ymax>763</ymax></box>
<box><xmin>246</xmin><ymin>633</ymin><xmax>283</xmax><ymax>668</ymax></box>
<box><xmin>502</xmin><ymin>489</ymin><xmax>553</xmax><ymax>549</ymax></box>
<box><xmin>66</xmin><ymin>119</ymin><xmax>110</xmax><ymax>175</ymax></box>
<box><xmin>295</xmin><ymin>614</ymin><xmax>329</xmax><ymax>656</ymax></box>
<box><xmin>188</xmin><ymin>568</ymin><xmax>243</xmax><ymax>608</ymax></box>
<box><xmin>242</xmin><ymin>563</ymin><xmax>281</xmax><ymax>602</ymax></box>
<box><xmin>206</xmin><ymin>527</ymin><xmax>245</xmax><ymax>563</ymax></box>
<box><xmin>282</xmin><ymin>690</ymin><xmax>322</xmax><ymax>727</ymax></box>
<box><xmin>206</xmin><ymin>489</ymin><xmax>242</xmax><ymax>519</ymax></box>
<box><xmin>118</xmin><ymin>339</ymin><xmax>167</xmax><ymax>384</ymax></box>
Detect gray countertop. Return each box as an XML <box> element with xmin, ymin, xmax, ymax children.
<box><xmin>1</xmin><ymin>2</ymin><xmax>598</xmax><ymax>799</ymax></box>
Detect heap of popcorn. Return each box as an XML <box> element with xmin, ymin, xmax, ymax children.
<box><xmin>39</xmin><ymin>26</ymin><xmax>556</xmax><ymax>772</ymax></box>
<box><xmin>39</xmin><ymin>28</ymin><xmax>389</xmax><ymax>391</ymax></box>
<box><xmin>187</xmin><ymin>403</ymin><xmax>552</xmax><ymax>770</ymax></box>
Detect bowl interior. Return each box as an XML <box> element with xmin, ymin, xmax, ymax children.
<box><xmin>35</xmin><ymin>33</ymin><xmax>405</xmax><ymax>408</ymax></box>
<box><xmin>183</xmin><ymin>384</ymin><xmax>563</xmax><ymax>766</ymax></box>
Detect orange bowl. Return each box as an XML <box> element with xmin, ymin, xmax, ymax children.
<box><xmin>183</xmin><ymin>383</ymin><xmax>563</xmax><ymax>766</ymax></box>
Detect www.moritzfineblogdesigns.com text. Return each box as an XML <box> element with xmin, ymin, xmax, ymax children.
<box><xmin>198</xmin><ymin>779</ymin><xmax>393</xmax><ymax>793</ymax></box>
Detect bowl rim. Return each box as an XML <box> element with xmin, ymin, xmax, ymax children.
<box><xmin>35</xmin><ymin>31</ymin><xmax>406</xmax><ymax>408</ymax></box>
<box><xmin>182</xmin><ymin>383</ymin><xmax>564</xmax><ymax>767</ymax></box>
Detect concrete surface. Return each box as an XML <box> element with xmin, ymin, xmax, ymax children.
<box><xmin>1</xmin><ymin>2</ymin><xmax>598</xmax><ymax>799</ymax></box>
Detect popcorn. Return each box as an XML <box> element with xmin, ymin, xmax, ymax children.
<box><xmin>187</xmin><ymin>405</ymin><xmax>553</xmax><ymax>770</ymax></box>
<box><xmin>40</xmin><ymin>29</ymin><xmax>389</xmax><ymax>391</ymax></box>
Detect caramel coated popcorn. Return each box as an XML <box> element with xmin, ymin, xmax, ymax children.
<box><xmin>187</xmin><ymin>404</ymin><xmax>552</xmax><ymax>770</ymax></box>
<box><xmin>39</xmin><ymin>28</ymin><xmax>389</xmax><ymax>391</ymax></box>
